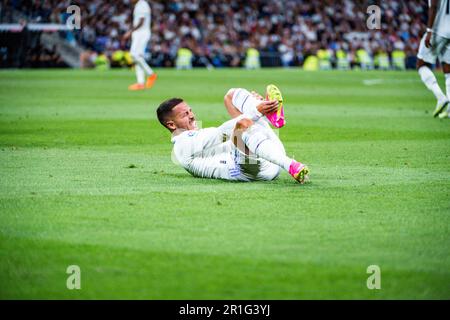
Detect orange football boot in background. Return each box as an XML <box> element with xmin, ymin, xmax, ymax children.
<box><xmin>128</xmin><ymin>83</ymin><xmax>145</xmax><ymax>91</ymax></box>
<box><xmin>146</xmin><ymin>73</ymin><xmax>158</xmax><ymax>88</ymax></box>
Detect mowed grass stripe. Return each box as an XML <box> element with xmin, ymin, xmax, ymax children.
<box><xmin>1</xmin><ymin>236</ymin><xmax>448</xmax><ymax>299</ymax></box>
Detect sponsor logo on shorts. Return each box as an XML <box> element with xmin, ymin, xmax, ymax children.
<box><xmin>229</xmin><ymin>166</ymin><xmax>241</xmax><ymax>177</ymax></box>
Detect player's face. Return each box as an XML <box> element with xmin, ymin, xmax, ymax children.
<box><xmin>169</xmin><ymin>102</ymin><xmax>198</xmax><ymax>131</ymax></box>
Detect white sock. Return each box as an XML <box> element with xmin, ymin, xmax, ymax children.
<box><xmin>418</xmin><ymin>66</ymin><xmax>447</xmax><ymax>103</ymax></box>
<box><xmin>231</xmin><ymin>88</ymin><xmax>263</xmax><ymax>120</ymax></box>
<box><xmin>256</xmin><ymin>140</ymin><xmax>293</xmax><ymax>171</ymax></box>
<box><xmin>241</xmin><ymin>126</ymin><xmax>293</xmax><ymax>171</ymax></box>
<box><xmin>135</xmin><ymin>64</ymin><xmax>145</xmax><ymax>84</ymax></box>
<box><xmin>446</xmin><ymin>73</ymin><xmax>450</xmax><ymax>102</ymax></box>
<box><xmin>133</xmin><ymin>55</ymin><xmax>154</xmax><ymax>76</ymax></box>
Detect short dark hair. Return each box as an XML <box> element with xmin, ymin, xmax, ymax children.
<box><xmin>156</xmin><ymin>98</ymin><xmax>183</xmax><ymax>130</ymax></box>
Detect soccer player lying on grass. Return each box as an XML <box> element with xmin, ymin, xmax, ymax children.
<box><xmin>156</xmin><ymin>85</ymin><xmax>309</xmax><ymax>183</ymax></box>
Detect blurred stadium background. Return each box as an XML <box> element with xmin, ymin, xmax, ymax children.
<box><xmin>0</xmin><ymin>0</ymin><xmax>430</xmax><ymax>70</ymax></box>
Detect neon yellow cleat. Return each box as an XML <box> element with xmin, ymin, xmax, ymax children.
<box><xmin>438</xmin><ymin>110</ymin><xmax>449</xmax><ymax>119</ymax></box>
<box><xmin>265</xmin><ymin>84</ymin><xmax>285</xmax><ymax>128</ymax></box>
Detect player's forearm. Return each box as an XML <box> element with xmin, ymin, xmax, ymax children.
<box><xmin>200</xmin><ymin>116</ymin><xmax>247</xmax><ymax>151</ymax></box>
<box><xmin>427</xmin><ymin>0</ymin><xmax>438</xmax><ymax>31</ymax></box>
<box><xmin>217</xmin><ymin>115</ymin><xmax>246</xmax><ymax>133</ymax></box>
<box><xmin>130</xmin><ymin>18</ymin><xmax>144</xmax><ymax>33</ymax></box>
<box><xmin>224</xmin><ymin>93</ymin><xmax>243</xmax><ymax>118</ymax></box>
<box><xmin>186</xmin><ymin>118</ymin><xmax>244</xmax><ymax>157</ymax></box>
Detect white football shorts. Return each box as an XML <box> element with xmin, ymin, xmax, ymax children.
<box><xmin>417</xmin><ymin>32</ymin><xmax>450</xmax><ymax>65</ymax></box>
<box><xmin>130</xmin><ymin>32</ymin><xmax>150</xmax><ymax>57</ymax></box>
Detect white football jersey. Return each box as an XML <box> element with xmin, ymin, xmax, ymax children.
<box><xmin>171</xmin><ymin>119</ymin><xmax>244</xmax><ymax>181</ymax></box>
<box><xmin>133</xmin><ymin>0</ymin><xmax>151</xmax><ymax>35</ymax></box>
<box><xmin>432</xmin><ymin>0</ymin><xmax>450</xmax><ymax>38</ymax></box>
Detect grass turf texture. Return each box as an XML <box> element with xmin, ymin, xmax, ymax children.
<box><xmin>0</xmin><ymin>69</ymin><xmax>449</xmax><ymax>299</ymax></box>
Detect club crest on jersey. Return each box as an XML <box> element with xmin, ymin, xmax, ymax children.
<box><xmin>187</xmin><ymin>131</ymin><xmax>197</xmax><ymax>137</ymax></box>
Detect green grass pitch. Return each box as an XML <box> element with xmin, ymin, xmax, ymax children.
<box><xmin>0</xmin><ymin>69</ymin><xmax>449</xmax><ymax>299</ymax></box>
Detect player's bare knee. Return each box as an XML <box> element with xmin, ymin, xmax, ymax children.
<box><xmin>417</xmin><ymin>59</ymin><xmax>430</xmax><ymax>70</ymax></box>
<box><xmin>224</xmin><ymin>88</ymin><xmax>236</xmax><ymax>102</ymax></box>
<box><xmin>416</xmin><ymin>59</ymin><xmax>423</xmax><ymax>70</ymax></box>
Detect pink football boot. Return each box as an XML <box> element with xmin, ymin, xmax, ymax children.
<box><xmin>288</xmin><ymin>160</ymin><xmax>309</xmax><ymax>184</ymax></box>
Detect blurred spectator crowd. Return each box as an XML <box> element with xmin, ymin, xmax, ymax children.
<box><xmin>1</xmin><ymin>0</ymin><xmax>429</xmax><ymax>69</ymax></box>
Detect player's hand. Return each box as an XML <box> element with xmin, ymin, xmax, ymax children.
<box><xmin>235</xmin><ymin>118</ymin><xmax>253</xmax><ymax>130</ymax></box>
<box><xmin>425</xmin><ymin>31</ymin><xmax>432</xmax><ymax>48</ymax></box>
<box><xmin>256</xmin><ymin>100</ymin><xmax>279</xmax><ymax>115</ymax></box>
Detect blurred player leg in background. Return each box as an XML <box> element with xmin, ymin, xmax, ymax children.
<box><xmin>129</xmin><ymin>33</ymin><xmax>156</xmax><ymax>90</ymax></box>
<box><xmin>416</xmin><ymin>0</ymin><xmax>450</xmax><ymax>118</ymax></box>
<box><xmin>417</xmin><ymin>61</ymin><xmax>448</xmax><ymax>113</ymax></box>
<box><xmin>443</xmin><ymin>39</ymin><xmax>450</xmax><ymax>118</ymax></box>
<box><xmin>127</xmin><ymin>0</ymin><xmax>156</xmax><ymax>91</ymax></box>
<box><xmin>439</xmin><ymin>61</ymin><xmax>450</xmax><ymax>118</ymax></box>
<box><xmin>417</xmin><ymin>33</ymin><xmax>448</xmax><ymax>117</ymax></box>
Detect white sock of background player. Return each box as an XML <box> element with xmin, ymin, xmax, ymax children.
<box><xmin>446</xmin><ymin>73</ymin><xmax>450</xmax><ymax>103</ymax></box>
<box><xmin>418</xmin><ymin>66</ymin><xmax>447</xmax><ymax>103</ymax></box>
<box><xmin>135</xmin><ymin>64</ymin><xmax>146</xmax><ymax>84</ymax></box>
<box><xmin>132</xmin><ymin>54</ymin><xmax>154</xmax><ymax>84</ymax></box>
